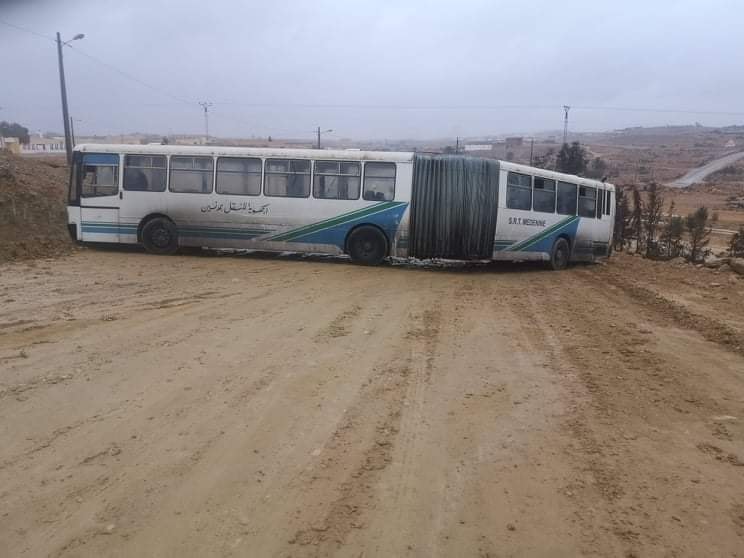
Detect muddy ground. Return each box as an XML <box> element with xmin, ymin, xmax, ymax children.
<box><xmin>1</xmin><ymin>250</ymin><xmax>743</xmax><ymax>557</ymax></box>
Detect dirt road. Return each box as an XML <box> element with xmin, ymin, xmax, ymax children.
<box><xmin>669</xmin><ymin>150</ymin><xmax>744</xmax><ymax>188</ymax></box>
<box><xmin>1</xmin><ymin>250</ymin><xmax>743</xmax><ymax>557</ymax></box>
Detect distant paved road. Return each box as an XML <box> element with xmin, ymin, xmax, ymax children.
<box><xmin>670</xmin><ymin>150</ymin><xmax>744</xmax><ymax>187</ymax></box>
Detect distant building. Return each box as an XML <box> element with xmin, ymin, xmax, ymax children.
<box><xmin>0</xmin><ymin>136</ymin><xmax>21</xmax><ymax>155</ymax></box>
<box><xmin>23</xmin><ymin>133</ymin><xmax>65</xmax><ymax>153</ymax></box>
<box><xmin>463</xmin><ymin>144</ymin><xmax>493</xmax><ymax>152</ymax></box>
<box><xmin>505</xmin><ymin>137</ymin><xmax>523</xmax><ymax>148</ymax></box>
<box><xmin>725</xmin><ymin>139</ymin><xmax>736</xmax><ymax>148</ymax></box>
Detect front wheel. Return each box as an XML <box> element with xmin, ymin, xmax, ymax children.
<box><xmin>141</xmin><ymin>217</ymin><xmax>179</xmax><ymax>255</ymax></box>
<box><xmin>548</xmin><ymin>237</ymin><xmax>570</xmax><ymax>271</ymax></box>
<box><xmin>347</xmin><ymin>226</ymin><xmax>388</xmax><ymax>265</ymax></box>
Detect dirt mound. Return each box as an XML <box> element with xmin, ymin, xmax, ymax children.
<box><xmin>0</xmin><ymin>152</ymin><xmax>72</xmax><ymax>261</ymax></box>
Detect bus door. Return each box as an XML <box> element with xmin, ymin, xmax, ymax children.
<box><xmin>79</xmin><ymin>153</ymin><xmax>121</xmax><ymax>242</ymax></box>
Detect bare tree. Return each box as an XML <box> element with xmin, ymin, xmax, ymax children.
<box><xmin>642</xmin><ymin>182</ymin><xmax>665</xmax><ymax>257</ymax></box>
<box><xmin>686</xmin><ymin>207</ymin><xmax>712</xmax><ymax>263</ymax></box>
<box><xmin>729</xmin><ymin>225</ymin><xmax>744</xmax><ymax>258</ymax></box>
<box><xmin>660</xmin><ymin>201</ymin><xmax>684</xmax><ymax>257</ymax></box>
<box><xmin>613</xmin><ymin>187</ymin><xmax>629</xmax><ymax>250</ymax></box>
<box><xmin>629</xmin><ymin>186</ymin><xmax>644</xmax><ymax>253</ymax></box>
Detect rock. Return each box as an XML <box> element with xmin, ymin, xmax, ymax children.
<box><xmin>103</xmin><ymin>524</ymin><xmax>116</xmax><ymax>534</ymax></box>
<box><xmin>670</xmin><ymin>257</ymin><xmax>686</xmax><ymax>265</ymax></box>
<box><xmin>507</xmin><ymin>523</ymin><xmax>516</xmax><ymax>531</ymax></box>
<box><xmin>730</xmin><ymin>258</ymin><xmax>744</xmax><ymax>276</ymax></box>
<box><xmin>719</xmin><ymin>263</ymin><xmax>732</xmax><ymax>273</ymax></box>
<box><xmin>704</xmin><ymin>257</ymin><xmax>727</xmax><ymax>269</ymax></box>
<box><xmin>709</xmin><ymin>282</ymin><xmax>722</xmax><ymax>288</ymax></box>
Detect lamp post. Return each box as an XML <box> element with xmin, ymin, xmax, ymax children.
<box><xmin>56</xmin><ymin>32</ymin><xmax>84</xmax><ymax>164</ymax></box>
<box><xmin>70</xmin><ymin>117</ymin><xmax>83</xmax><ymax>148</ymax></box>
<box><xmin>316</xmin><ymin>127</ymin><xmax>333</xmax><ymax>149</ymax></box>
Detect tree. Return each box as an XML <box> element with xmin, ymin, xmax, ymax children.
<box><xmin>613</xmin><ymin>187</ymin><xmax>630</xmax><ymax>250</ymax></box>
<box><xmin>533</xmin><ymin>148</ymin><xmax>555</xmax><ymax>170</ymax></box>
<box><xmin>686</xmin><ymin>207</ymin><xmax>712</xmax><ymax>262</ymax></box>
<box><xmin>660</xmin><ymin>201</ymin><xmax>684</xmax><ymax>258</ymax></box>
<box><xmin>585</xmin><ymin>156</ymin><xmax>609</xmax><ymax>179</ymax></box>
<box><xmin>0</xmin><ymin>121</ymin><xmax>30</xmax><ymax>144</ymax></box>
<box><xmin>642</xmin><ymin>182</ymin><xmax>665</xmax><ymax>257</ymax></box>
<box><xmin>556</xmin><ymin>141</ymin><xmax>588</xmax><ymax>175</ymax></box>
<box><xmin>629</xmin><ymin>186</ymin><xmax>644</xmax><ymax>253</ymax></box>
<box><xmin>729</xmin><ymin>225</ymin><xmax>744</xmax><ymax>258</ymax></box>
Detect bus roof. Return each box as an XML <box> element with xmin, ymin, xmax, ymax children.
<box><xmin>73</xmin><ymin>143</ymin><xmax>416</xmax><ymax>163</ymax></box>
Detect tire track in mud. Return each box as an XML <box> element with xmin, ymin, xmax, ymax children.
<box><xmin>518</xmin><ymin>278</ymin><xmax>672</xmax><ymax>555</ymax></box>
<box><xmin>587</xmin><ymin>268</ymin><xmax>744</xmax><ymax>357</ymax></box>
<box><xmin>288</xmin><ymin>306</ymin><xmax>442</xmax><ymax>554</ymax></box>
<box><xmin>526</xmin><ymin>270</ymin><xmax>744</xmax><ymax>556</ymax></box>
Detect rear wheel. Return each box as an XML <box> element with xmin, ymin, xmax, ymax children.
<box><xmin>141</xmin><ymin>217</ymin><xmax>178</xmax><ymax>255</ymax></box>
<box><xmin>548</xmin><ymin>237</ymin><xmax>570</xmax><ymax>271</ymax></box>
<box><xmin>347</xmin><ymin>226</ymin><xmax>388</xmax><ymax>265</ymax></box>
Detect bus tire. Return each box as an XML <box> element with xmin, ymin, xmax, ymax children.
<box><xmin>548</xmin><ymin>237</ymin><xmax>570</xmax><ymax>271</ymax></box>
<box><xmin>141</xmin><ymin>217</ymin><xmax>179</xmax><ymax>255</ymax></box>
<box><xmin>347</xmin><ymin>226</ymin><xmax>388</xmax><ymax>265</ymax></box>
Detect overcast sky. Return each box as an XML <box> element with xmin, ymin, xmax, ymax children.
<box><xmin>1</xmin><ymin>0</ymin><xmax>743</xmax><ymax>140</ymax></box>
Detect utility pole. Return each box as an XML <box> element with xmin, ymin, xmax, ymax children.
<box><xmin>455</xmin><ymin>136</ymin><xmax>460</xmax><ymax>154</ymax></box>
<box><xmin>199</xmin><ymin>101</ymin><xmax>213</xmax><ymax>143</ymax></box>
<box><xmin>316</xmin><ymin>127</ymin><xmax>333</xmax><ymax>149</ymax></box>
<box><xmin>57</xmin><ymin>32</ymin><xmax>72</xmax><ymax>164</ymax></box>
<box><xmin>562</xmin><ymin>105</ymin><xmax>571</xmax><ymax>145</ymax></box>
<box><xmin>529</xmin><ymin>137</ymin><xmax>534</xmax><ymax>166</ymax></box>
<box><xmin>56</xmin><ymin>32</ymin><xmax>84</xmax><ymax>164</ymax></box>
<box><xmin>69</xmin><ymin>117</ymin><xmax>76</xmax><ymax>148</ymax></box>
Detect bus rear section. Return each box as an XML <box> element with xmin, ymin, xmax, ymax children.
<box><xmin>404</xmin><ymin>155</ymin><xmax>614</xmax><ymax>269</ymax></box>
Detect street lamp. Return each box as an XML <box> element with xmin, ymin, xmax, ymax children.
<box><xmin>316</xmin><ymin>127</ymin><xmax>333</xmax><ymax>149</ymax></box>
<box><xmin>56</xmin><ymin>31</ymin><xmax>84</xmax><ymax>164</ymax></box>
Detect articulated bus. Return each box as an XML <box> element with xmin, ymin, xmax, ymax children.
<box><xmin>67</xmin><ymin>144</ymin><xmax>614</xmax><ymax>270</ymax></box>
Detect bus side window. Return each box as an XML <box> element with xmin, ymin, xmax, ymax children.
<box><xmin>81</xmin><ymin>153</ymin><xmax>119</xmax><ymax>198</ymax></box>
<box><xmin>314</xmin><ymin>161</ymin><xmax>361</xmax><ymax>200</ymax></box>
<box><xmin>557</xmin><ymin>182</ymin><xmax>577</xmax><ymax>215</ymax></box>
<box><xmin>606</xmin><ymin>191</ymin><xmax>612</xmax><ymax>215</ymax></box>
<box><xmin>506</xmin><ymin>172</ymin><xmax>531</xmax><ymax>210</ymax></box>
<box><xmin>216</xmin><ymin>157</ymin><xmax>262</xmax><ymax>196</ymax></box>
<box><xmin>123</xmin><ymin>155</ymin><xmax>167</xmax><ymax>192</ymax></box>
<box><xmin>170</xmin><ymin>156</ymin><xmax>214</xmax><ymax>194</ymax></box>
<box><xmin>363</xmin><ymin>162</ymin><xmax>395</xmax><ymax>201</ymax></box>
<box><xmin>578</xmin><ymin>186</ymin><xmax>597</xmax><ymax>218</ymax></box>
<box><xmin>532</xmin><ymin>177</ymin><xmax>556</xmax><ymax>213</ymax></box>
<box><xmin>265</xmin><ymin>159</ymin><xmax>311</xmax><ymax>198</ymax></box>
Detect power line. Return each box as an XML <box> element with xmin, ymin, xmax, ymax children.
<box><xmin>67</xmin><ymin>45</ymin><xmax>195</xmax><ymax>106</ymax></box>
<box><xmin>0</xmin><ymin>18</ymin><xmax>196</xmax><ymax>107</ymax></box>
<box><xmin>0</xmin><ymin>17</ymin><xmax>55</xmax><ymax>43</ymax></box>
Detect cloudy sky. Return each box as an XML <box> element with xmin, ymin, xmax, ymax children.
<box><xmin>1</xmin><ymin>0</ymin><xmax>743</xmax><ymax>140</ymax></box>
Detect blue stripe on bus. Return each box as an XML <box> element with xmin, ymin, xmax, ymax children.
<box><xmin>82</xmin><ymin>153</ymin><xmax>119</xmax><ymax>165</ymax></box>
<box><xmin>284</xmin><ymin>202</ymin><xmax>409</xmax><ymax>248</ymax></box>
<box><xmin>494</xmin><ymin>216</ymin><xmax>580</xmax><ymax>253</ymax></box>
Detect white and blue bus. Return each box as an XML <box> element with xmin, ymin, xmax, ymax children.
<box><xmin>67</xmin><ymin>144</ymin><xmax>614</xmax><ymax>270</ymax></box>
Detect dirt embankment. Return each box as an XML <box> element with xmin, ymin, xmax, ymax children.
<box><xmin>0</xmin><ymin>153</ymin><xmax>72</xmax><ymax>261</ymax></box>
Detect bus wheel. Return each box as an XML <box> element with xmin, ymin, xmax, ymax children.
<box><xmin>548</xmin><ymin>237</ymin><xmax>570</xmax><ymax>271</ymax></box>
<box><xmin>142</xmin><ymin>217</ymin><xmax>179</xmax><ymax>255</ymax></box>
<box><xmin>347</xmin><ymin>226</ymin><xmax>387</xmax><ymax>265</ymax></box>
